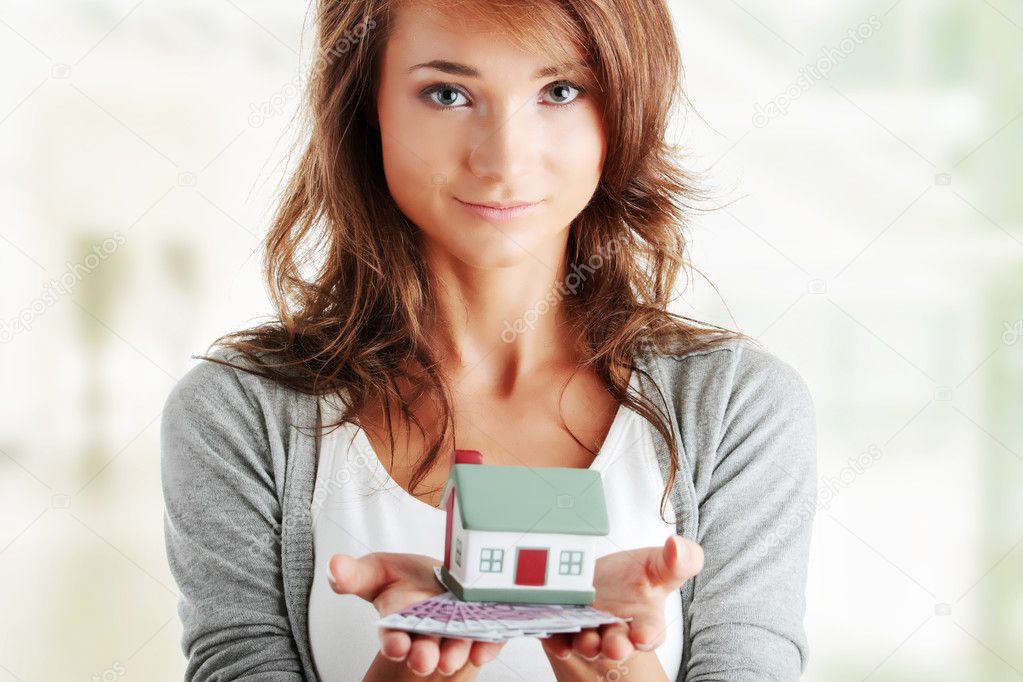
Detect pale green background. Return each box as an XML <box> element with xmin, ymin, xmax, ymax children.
<box><xmin>0</xmin><ymin>1</ymin><xmax>1020</xmax><ymax>680</ymax></box>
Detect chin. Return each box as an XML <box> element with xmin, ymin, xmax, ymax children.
<box><xmin>458</xmin><ymin>239</ymin><xmax>540</xmax><ymax>270</ymax></box>
<box><xmin>426</xmin><ymin>229</ymin><xmax>546</xmax><ymax>270</ymax></box>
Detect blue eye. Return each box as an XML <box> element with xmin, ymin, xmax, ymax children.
<box><xmin>542</xmin><ymin>81</ymin><xmax>585</xmax><ymax>106</ymax></box>
<box><xmin>422</xmin><ymin>85</ymin><xmax>470</xmax><ymax>108</ymax></box>
<box><xmin>419</xmin><ymin>80</ymin><xmax>586</xmax><ymax>110</ymax></box>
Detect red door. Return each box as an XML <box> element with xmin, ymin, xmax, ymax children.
<box><xmin>515</xmin><ymin>548</ymin><xmax>548</xmax><ymax>586</ymax></box>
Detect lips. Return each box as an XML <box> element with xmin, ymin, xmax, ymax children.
<box><xmin>459</xmin><ymin>199</ymin><xmax>539</xmax><ymax>209</ymax></box>
<box><xmin>455</xmin><ymin>197</ymin><xmax>543</xmax><ymax>222</ymax></box>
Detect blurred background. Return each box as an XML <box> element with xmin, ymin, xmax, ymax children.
<box><xmin>0</xmin><ymin>0</ymin><xmax>1020</xmax><ymax>680</ymax></box>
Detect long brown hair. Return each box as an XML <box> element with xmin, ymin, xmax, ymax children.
<box><xmin>200</xmin><ymin>0</ymin><xmax>753</xmax><ymax>520</ymax></box>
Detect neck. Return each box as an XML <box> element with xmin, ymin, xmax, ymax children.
<box><xmin>420</xmin><ymin>239</ymin><xmax>586</xmax><ymax>397</ymax></box>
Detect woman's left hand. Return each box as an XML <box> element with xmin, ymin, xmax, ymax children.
<box><xmin>540</xmin><ymin>535</ymin><xmax>704</xmax><ymax>666</ymax></box>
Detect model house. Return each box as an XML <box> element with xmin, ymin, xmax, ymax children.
<box><xmin>438</xmin><ymin>449</ymin><xmax>609</xmax><ymax>605</ymax></box>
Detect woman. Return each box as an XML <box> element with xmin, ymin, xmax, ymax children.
<box><xmin>160</xmin><ymin>0</ymin><xmax>817</xmax><ymax>680</ymax></box>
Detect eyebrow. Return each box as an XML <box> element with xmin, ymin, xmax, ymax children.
<box><xmin>406</xmin><ymin>58</ymin><xmax>588</xmax><ymax>80</ymax></box>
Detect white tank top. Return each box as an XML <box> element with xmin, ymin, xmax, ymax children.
<box><xmin>307</xmin><ymin>374</ymin><xmax>684</xmax><ymax>681</ymax></box>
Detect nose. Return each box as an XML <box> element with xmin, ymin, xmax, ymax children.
<box><xmin>466</xmin><ymin>101</ymin><xmax>540</xmax><ymax>184</ymax></box>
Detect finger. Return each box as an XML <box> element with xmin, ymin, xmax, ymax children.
<box><xmin>680</xmin><ymin>536</ymin><xmax>705</xmax><ymax>575</ymax></box>
<box><xmin>539</xmin><ymin>633</ymin><xmax>574</xmax><ymax>659</ymax></box>
<box><xmin>437</xmin><ymin>637</ymin><xmax>472</xmax><ymax>675</ymax></box>
<box><xmin>572</xmin><ymin>629</ymin><xmax>603</xmax><ymax>660</ymax></box>
<box><xmin>599</xmin><ymin>622</ymin><xmax>634</xmax><ymax>662</ymax></box>
<box><xmin>650</xmin><ymin>536</ymin><xmax>704</xmax><ymax>589</ymax></box>
<box><xmin>406</xmin><ymin>634</ymin><xmax>442</xmax><ymax>676</ymax></box>
<box><xmin>378</xmin><ymin>628</ymin><xmax>412</xmax><ymax>661</ymax></box>
<box><xmin>629</xmin><ymin>620</ymin><xmax>665</xmax><ymax>652</ymax></box>
<box><xmin>468</xmin><ymin>640</ymin><xmax>505</xmax><ymax>667</ymax></box>
<box><xmin>328</xmin><ymin>553</ymin><xmax>386</xmax><ymax>601</ymax></box>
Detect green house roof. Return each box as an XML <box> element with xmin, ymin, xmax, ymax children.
<box><xmin>447</xmin><ymin>464</ymin><xmax>609</xmax><ymax>536</ymax></box>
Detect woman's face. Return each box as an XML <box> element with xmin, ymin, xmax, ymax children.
<box><xmin>374</xmin><ymin>3</ymin><xmax>606</xmax><ymax>269</ymax></box>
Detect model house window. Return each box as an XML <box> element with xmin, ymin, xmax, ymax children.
<box><xmin>479</xmin><ymin>548</ymin><xmax>504</xmax><ymax>572</ymax></box>
<box><xmin>559</xmin><ymin>550</ymin><xmax>583</xmax><ymax>575</ymax></box>
<box><xmin>455</xmin><ymin>538</ymin><xmax>462</xmax><ymax>567</ymax></box>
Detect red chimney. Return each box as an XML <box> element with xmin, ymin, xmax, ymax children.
<box><xmin>452</xmin><ymin>449</ymin><xmax>484</xmax><ymax>466</ymax></box>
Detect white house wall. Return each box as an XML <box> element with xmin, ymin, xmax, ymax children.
<box><xmin>461</xmin><ymin>529</ymin><xmax>597</xmax><ymax>591</ymax></box>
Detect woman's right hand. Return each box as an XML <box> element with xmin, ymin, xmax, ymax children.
<box><xmin>539</xmin><ymin>535</ymin><xmax>704</xmax><ymax>667</ymax></box>
<box><xmin>328</xmin><ymin>552</ymin><xmax>508</xmax><ymax>677</ymax></box>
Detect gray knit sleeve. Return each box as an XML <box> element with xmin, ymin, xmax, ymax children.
<box><xmin>684</xmin><ymin>342</ymin><xmax>817</xmax><ymax>681</ymax></box>
<box><xmin>160</xmin><ymin>352</ymin><xmax>306</xmax><ymax>680</ymax></box>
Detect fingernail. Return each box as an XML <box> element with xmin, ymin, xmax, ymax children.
<box><xmin>675</xmin><ymin>537</ymin><xmax>688</xmax><ymax>561</ymax></box>
<box><xmin>326</xmin><ymin>564</ymin><xmax>339</xmax><ymax>587</ymax></box>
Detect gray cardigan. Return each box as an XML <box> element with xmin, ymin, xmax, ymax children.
<box><xmin>160</xmin><ymin>337</ymin><xmax>817</xmax><ymax>681</ymax></box>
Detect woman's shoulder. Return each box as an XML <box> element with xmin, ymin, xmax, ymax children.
<box><xmin>160</xmin><ymin>346</ymin><xmax>318</xmax><ymax>495</ymax></box>
<box><xmin>161</xmin><ymin>346</ymin><xmax>315</xmax><ymax>453</ymax></box>
<box><xmin>162</xmin><ymin>348</ymin><xmax>239</xmax><ymax>429</ymax></box>
<box><xmin>165</xmin><ymin>346</ymin><xmax>300</xmax><ymax>412</ymax></box>
<box><xmin>647</xmin><ymin>336</ymin><xmax>817</xmax><ymax>503</ymax></box>
<box><xmin>651</xmin><ymin>335</ymin><xmax>811</xmax><ymax>403</ymax></box>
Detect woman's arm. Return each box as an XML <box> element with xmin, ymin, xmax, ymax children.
<box><xmin>684</xmin><ymin>347</ymin><xmax>817</xmax><ymax>680</ymax></box>
<box><xmin>160</xmin><ymin>356</ymin><xmax>306</xmax><ymax>679</ymax></box>
<box><xmin>546</xmin><ymin>649</ymin><xmax>668</xmax><ymax>681</ymax></box>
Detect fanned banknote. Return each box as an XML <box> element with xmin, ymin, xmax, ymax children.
<box><xmin>375</xmin><ymin>567</ymin><xmax>630</xmax><ymax>642</ymax></box>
